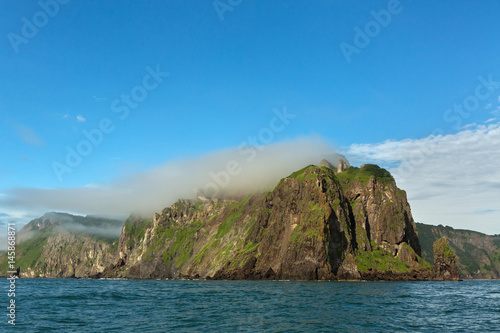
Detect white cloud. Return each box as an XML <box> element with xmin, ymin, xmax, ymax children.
<box><xmin>0</xmin><ymin>137</ymin><xmax>338</xmax><ymax>222</ymax></box>
<box><xmin>76</xmin><ymin>115</ymin><xmax>86</xmax><ymax>122</ymax></box>
<box><xmin>485</xmin><ymin>118</ymin><xmax>497</xmax><ymax>123</ymax></box>
<box><xmin>63</xmin><ymin>114</ymin><xmax>70</xmax><ymax>119</ymax></box>
<box><xmin>15</xmin><ymin>126</ymin><xmax>43</xmax><ymax>147</ymax></box>
<box><xmin>460</xmin><ymin>122</ymin><xmax>477</xmax><ymax>130</ymax></box>
<box><xmin>0</xmin><ymin>209</ymin><xmax>53</xmax><ymax>250</ymax></box>
<box><xmin>347</xmin><ymin>122</ymin><xmax>500</xmax><ymax>235</ymax></box>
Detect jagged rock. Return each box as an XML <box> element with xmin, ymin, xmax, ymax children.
<box><xmin>320</xmin><ymin>159</ymin><xmax>334</xmax><ymax>170</ymax></box>
<box><xmin>433</xmin><ymin>237</ymin><xmax>460</xmax><ymax>281</ymax></box>
<box><xmin>337</xmin><ymin>254</ymin><xmax>361</xmax><ymax>280</ymax></box>
<box><xmin>338</xmin><ymin>164</ymin><xmax>421</xmax><ymax>257</ymax></box>
<box><xmin>337</xmin><ymin>158</ymin><xmax>350</xmax><ymax>174</ymax></box>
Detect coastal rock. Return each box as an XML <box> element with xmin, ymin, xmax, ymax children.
<box><xmin>433</xmin><ymin>237</ymin><xmax>460</xmax><ymax>281</ymax></box>
<box><xmin>337</xmin><ymin>164</ymin><xmax>421</xmax><ymax>257</ymax></box>
<box><xmin>0</xmin><ymin>213</ymin><xmax>121</xmax><ymax>278</ymax></box>
<box><xmin>1</xmin><ymin>163</ymin><xmax>442</xmax><ymax>281</ymax></box>
<box><xmin>103</xmin><ymin>164</ymin><xmax>429</xmax><ymax>281</ymax></box>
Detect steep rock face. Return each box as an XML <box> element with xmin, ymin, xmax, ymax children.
<box><xmin>433</xmin><ymin>237</ymin><xmax>460</xmax><ymax>281</ymax></box>
<box><xmin>417</xmin><ymin>223</ymin><xmax>500</xmax><ymax>279</ymax></box>
<box><xmin>103</xmin><ymin>164</ymin><xmax>429</xmax><ymax>280</ymax></box>
<box><xmin>20</xmin><ymin>232</ymin><xmax>116</xmax><ymax>278</ymax></box>
<box><xmin>337</xmin><ymin>165</ymin><xmax>421</xmax><ymax>259</ymax></box>
<box><xmin>0</xmin><ymin>213</ymin><xmax>122</xmax><ymax>278</ymax></box>
<box><xmin>238</xmin><ymin>166</ymin><xmax>356</xmax><ymax>280</ymax></box>
<box><xmin>337</xmin><ymin>158</ymin><xmax>350</xmax><ymax>174</ymax></box>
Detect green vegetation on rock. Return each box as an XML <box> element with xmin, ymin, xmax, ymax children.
<box><xmin>147</xmin><ymin>220</ymin><xmax>205</xmax><ymax>268</ymax></box>
<box><xmin>15</xmin><ymin>227</ymin><xmax>52</xmax><ymax>271</ymax></box>
<box><xmin>215</xmin><ymin>195</ymin><xmax>252</xmax><ymax>239</ymax></box>
<box><xmin>286</xmin><ymin>165</ymin><xmax>318</xmax><ymax>181</ymax></box>
<box><xmin>336</xmin><ymin>164</ymin><xmax>394</xmax><ymax>185</ymax></box>
<box><xmin>124</xmin><ymin>218</ymin><xmax>153</xmax><ymax>247</ymax></box>
<box><xmin>356</xmin><ymin>241</ymin><xmax>410</xmax><ymax>273</ymax></box>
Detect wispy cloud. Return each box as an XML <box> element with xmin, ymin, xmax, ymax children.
<box><xmin>76</xmin><ymin>115</ymin><xmax>86</xmax><ymax>122</ymax></box>
<box><xmin>92</xmin><ymin>96</ymin><xmax>107</xmax><ymax>102</ymax></box>
<box><xmin>15</xmin><ymin>126</ymin><xmax>43</xmax><ymax>147</ymax></box>
<box><xmin>0</xmin><ymin>209</ymin><xmax>45</xmax><ymax>250</ymax></box>
<box><xmin>0</xmin><ymin>137</ymin><xmax>337</xmax><ymax>220</ymax></box>
<box><xmin>347</xmin><ymin>122</ymin><xmax>500</xmax><ymax>234</ymax></box>
<box><xmin>472</xmin><ymin>209</ymin><xmax>499</xmax><ymax>215</ymax></box>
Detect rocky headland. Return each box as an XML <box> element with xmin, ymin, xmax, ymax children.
<box><xmin>1</xmin><ymin>161</ymin><xmax>463</xmax><ymax>281</ymax></box>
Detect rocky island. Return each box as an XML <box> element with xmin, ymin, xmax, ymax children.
<box><xmin>1</xmin><ymin>160</ymin><xmax>464</xmax><ymax>281</ymax></box>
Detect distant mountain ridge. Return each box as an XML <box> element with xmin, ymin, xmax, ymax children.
<box><xmin>2</xmin><ymin>213</ymin><xmax>123</xmax><ymax>278</ymax></box>
<box><xmin>416</xmin><ymin>222</ymin><xmax>500</xmax><ymax>279</ymax></box>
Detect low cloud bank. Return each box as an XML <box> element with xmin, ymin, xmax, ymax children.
<box><xmin>1</xmin><ymin>137</ymin><xmax>338</xmax><ymax>219</ymax></box>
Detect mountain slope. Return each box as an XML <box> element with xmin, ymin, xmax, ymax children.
<box><xmin>0</xmin><ymin>213</ymin><xmax>123</xmax><ymax>278</ymax></box>
<box><xmin>416</xmin><ymin>222</ymin><xmax>500</xmax><ymax>279</ymax></box>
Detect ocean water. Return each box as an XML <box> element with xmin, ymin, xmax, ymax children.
<box><xmin>2</xmin><ymin>279</ymin><xmax>499</xmax><ymax>332</ymax></box>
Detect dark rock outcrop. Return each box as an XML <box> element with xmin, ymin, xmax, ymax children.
<box><xmin>433</xmin><ymin>237</ymin><xmax>460</xmax><ymax>281</ymax></box>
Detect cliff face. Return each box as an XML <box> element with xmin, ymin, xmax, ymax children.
<box><xmin>20</xmin><ymin>232</ymin><xmax>116</xmax><ymax>278</ymax></box>
<box><xmin>0</xmin><ymin>213</ymin><xmax>122</xmax><ymax>278</ymax></box>
<box><xmin>337</xmin><ymin>165</ymin><xmax>421</xmax><ymax>257</ymax></box>
<box><xmin>100</xmin><ymin>164</ymin><xmax>432</xmax><ymax>280</ymax></box>
<box><xmin>416</xmin><ymin>223</ymin><xmax>500</xmax><ymax>279</ymax></box>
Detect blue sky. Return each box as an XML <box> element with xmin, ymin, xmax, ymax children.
<box><xmin>1</xmin><ymin>1</ymin><xmax>500</xmax><ymax>235</ymax></box>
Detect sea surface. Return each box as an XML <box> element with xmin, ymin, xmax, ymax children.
<box><xmin>2</xmin><ymin>278</ymin><xmax>499</xmax><ymax>332</ymax></box>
